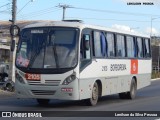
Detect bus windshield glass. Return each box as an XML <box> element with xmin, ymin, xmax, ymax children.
<box><xmin>16</xmin><ymin>27</ymin><xmax>78</xmax><ymax>70</ymax></box>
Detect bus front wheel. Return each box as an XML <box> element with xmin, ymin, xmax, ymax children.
<box><xmin>36</xmin><ymin>99</ymin><xmax>50</xmax><ymax>105</ymax></box>
<box><xmin>84</xmin><ymin>82</ymin><xmax>99</xmax><ymax>106</ymax></box>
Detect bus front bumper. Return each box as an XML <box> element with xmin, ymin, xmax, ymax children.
<box><xmin>15</xmin><ymin>81</ymin><xmax>79</xmax><ymax>100</ymax></box>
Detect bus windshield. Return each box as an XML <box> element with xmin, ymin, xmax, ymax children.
<box><xmin>16</xmin><ymin>27</ymin><xmax>79</xmax><ymax>70</ymax></box>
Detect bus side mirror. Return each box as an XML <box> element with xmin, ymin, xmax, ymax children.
<box><xmin>10</xmin><ymin>25</ymin><xmax>20</xmax><ymax>37</ymax></box>
<box><xmin>11</xmin><ymin>40</ymin><xmax>15</xmax><ymax>52</ymax></box>
<box><xmin>83</xmin><ymin>34</ymin><xmax>90</xmax><ymax>50</ymax></box>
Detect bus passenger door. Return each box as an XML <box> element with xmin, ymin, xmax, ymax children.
<box><xmin>79</xmin><ymin>31</ymin><xmax>92</xmax><ymax>100</ymax></box>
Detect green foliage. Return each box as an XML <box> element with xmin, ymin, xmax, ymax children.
<box><xmin>152</xmin><ymin>71</ymin><xmax>160</xmax><ymax>79</ymax></box>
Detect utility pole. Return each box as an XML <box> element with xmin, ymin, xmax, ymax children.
<box><xmin>57</xmin><ymin>4</ymin><xmax>72</xmax><ymax>20</ymax></box>
<box><xmin>150</xmin><ymin>17</ymin><xmax>160</xmax><ymax>37</ymax></box>
<box><xmin>9</xmin><ymin>0</ymin><xmax>17</xmax><ymax>82</ymax></box>
<box><xmin>12</xmin><ymin>0</ymin><xmax>16</xmax><ymax>27</ymax></box>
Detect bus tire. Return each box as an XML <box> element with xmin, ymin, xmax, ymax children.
<box><xmin>84</xmin><ymin>82</ymin><xmax>99</xmax><ymax>106</ymax></box>
<box><xmin>37</xmin><ymin>99</ymin><xmax>50</xmax><ymax>105</ymax></box>
<box><xmin>126</xmin><ymin>78</ymin><xmax>137</xmax><ymax>99</ymax></box>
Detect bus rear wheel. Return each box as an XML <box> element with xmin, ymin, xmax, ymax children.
<box><xmin>119</xmin><ymin>78</ymin><xmax>137</xmax><ymax>99</ymax></box>
<box><xmin>84</xmin><ymin>82</ymin><xmax>99</xmax><ymax>106</ymax></box>
<box><xmin>36</xmin><ymin>99</ymin><xmax>50</xmax><ymax>105</ymax></box>
<box><xmin>127</xmin><ymin>78</ymin><xmax>137</xmax><ymax>99</ymax></box>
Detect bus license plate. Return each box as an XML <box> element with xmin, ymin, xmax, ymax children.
<box><xmin>25</xmin><ymin>73</ymin><xmax>41</xmax><ymax>80</ymax></box>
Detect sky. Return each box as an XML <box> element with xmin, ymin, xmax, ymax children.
<box><xmin>0</xmin><ymin>0</ymin><xmax>160</xmax><ymax>36</ymax></box>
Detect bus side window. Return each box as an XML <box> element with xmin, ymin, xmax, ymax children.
<box><xmin>80</xmin><ymin>34</ymin><xmax>91</xmax><ymax>60</ymax></box>
<box><xmin>144</xmin><ymin>38</ymin><xmax>151</xmax><ymax>58</ymax></box>
<box><xmin>93</xmin><ymin>31</ymin><xmax>102</xmax><ymax>58</ymax></box>
<box><xmin>137</xmin><ymin>37</ymin><xmax>143</xmax><ymax>58</ymax></box>
<box><xmin>106</xmin><ymin>33</ymin><xmax>115</xmax><ymax>57</ymax></box>
<box><xmin>93</xmin><ymin>31</ymin><xmax>107</xmax><ymax>58</ymax></box>
<box><xmin>116</xmin><ymin>34</ymin><xmax>125</xmax><ymax>57</ymax></box>
<box><xmin>126</xmin><ymin>36</ymin><xmax>134</xmax><ymax>58</ymax></box>
<box><xmin>100</xmin><ymin>32</ymin><xmax>107</xmax><ymax>57</ymax></box>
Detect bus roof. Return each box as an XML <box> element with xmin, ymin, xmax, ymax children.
<box><xmin>24</xmin><ymin>21</ymin><xmax>150</xmax><ymax>38</ymax></box>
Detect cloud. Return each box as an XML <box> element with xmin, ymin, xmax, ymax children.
<box><xmin>111</xmin><ymin>24</ymin><xmax>160</xmax><ymax>36</ymax></box>
<box><xmin>111</xmin><ymin>24</ymin><xmax>137</xmax><ymax>32</ymax></box>
<box><xmin>146</xmin><ymin>27</ymin><xmax>159</xmax><ymax>36</ymax></box>
<box><xmin>112</xmin><ymin>24</ymin><xmax>130</xmax><ymax>31</ymax></box>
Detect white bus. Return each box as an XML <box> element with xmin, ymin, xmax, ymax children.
<box><xmin>15</xmin><ymin>20</ymin><xmax>151</xmax><ymax>106</ymax></box>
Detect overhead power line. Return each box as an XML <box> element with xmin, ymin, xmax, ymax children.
<box><xmin>0</xmin><ymin>11</ymin><xmax>11</xmax><ymax>14</ymax></box>
<box><xmin>71</xmin><ymin>7</ymin><xmax>160</xmax><ymax>17</ymax></box>
<box><xmin>18</xmin><ymin>6</ymin><xmax>57</xmax><ymax>17</ymax></box>
<box><xmin>18</xmin><ymin>8</ymin><xmax>61</xmax><ymax>19</ymax></box>
<box><xmin>0</xmin><ymin>3</ymin><xmax>10</xmax><ymax>9</ymax></box>
<box><xmin>13</xmin><ymin>3</ymin><xmax>160</xmax><ymax>21</ymax></box>
<box><xmin>17</xmin><ymin>0</ymin><xmax>35</xmax><ymax>15</ymax></box>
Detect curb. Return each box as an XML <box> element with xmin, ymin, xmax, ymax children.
<box><xmin>151</xmin><ymin>78</ymin><xmax>160</xmax><ymax>81</ymax></box>
<box><xmin>0</xmin><ymin>89</ymin><xmax>14</xmax><ymax>94</ymax></box>
<box><xmin>0</xmin><ymin>86</ymin><xmax>13</xmax><ymax>94</ymax></box>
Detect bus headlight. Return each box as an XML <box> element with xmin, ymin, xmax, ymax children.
<box><xmin>62</xmin><ymin>73</ymin><xmax>76</xmax><ymax>85</ymax></box>
<box><xmin>16</xmin><ymin>72</ymin><xmax>25</xmax><ymax>84</ymax></box>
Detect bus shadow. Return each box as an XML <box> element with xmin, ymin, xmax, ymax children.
<box><xmin>35</xmin><ymin>94</ymin><xmax>129</xmax><ymax>108</ymax></box>
<box><xmin>0</xmin><ymin>93</ymin><xmax>153</xmax><ymax>111</ymax></box>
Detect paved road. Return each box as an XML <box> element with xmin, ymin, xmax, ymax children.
<box><xmin>0</xmin><ymin>80</ymin><xmax>160</xmax><ymax>120</ymax></box>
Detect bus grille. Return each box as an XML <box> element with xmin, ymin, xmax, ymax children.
<box><xmin>27</xmin><ymin>80</ymin><xmax>61</xmax><ymax>86</ymax></box>
<box><xmin>31</xmin><ymin>90</ymin><xmax>56</xmax><ymax>95</ymax></box>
